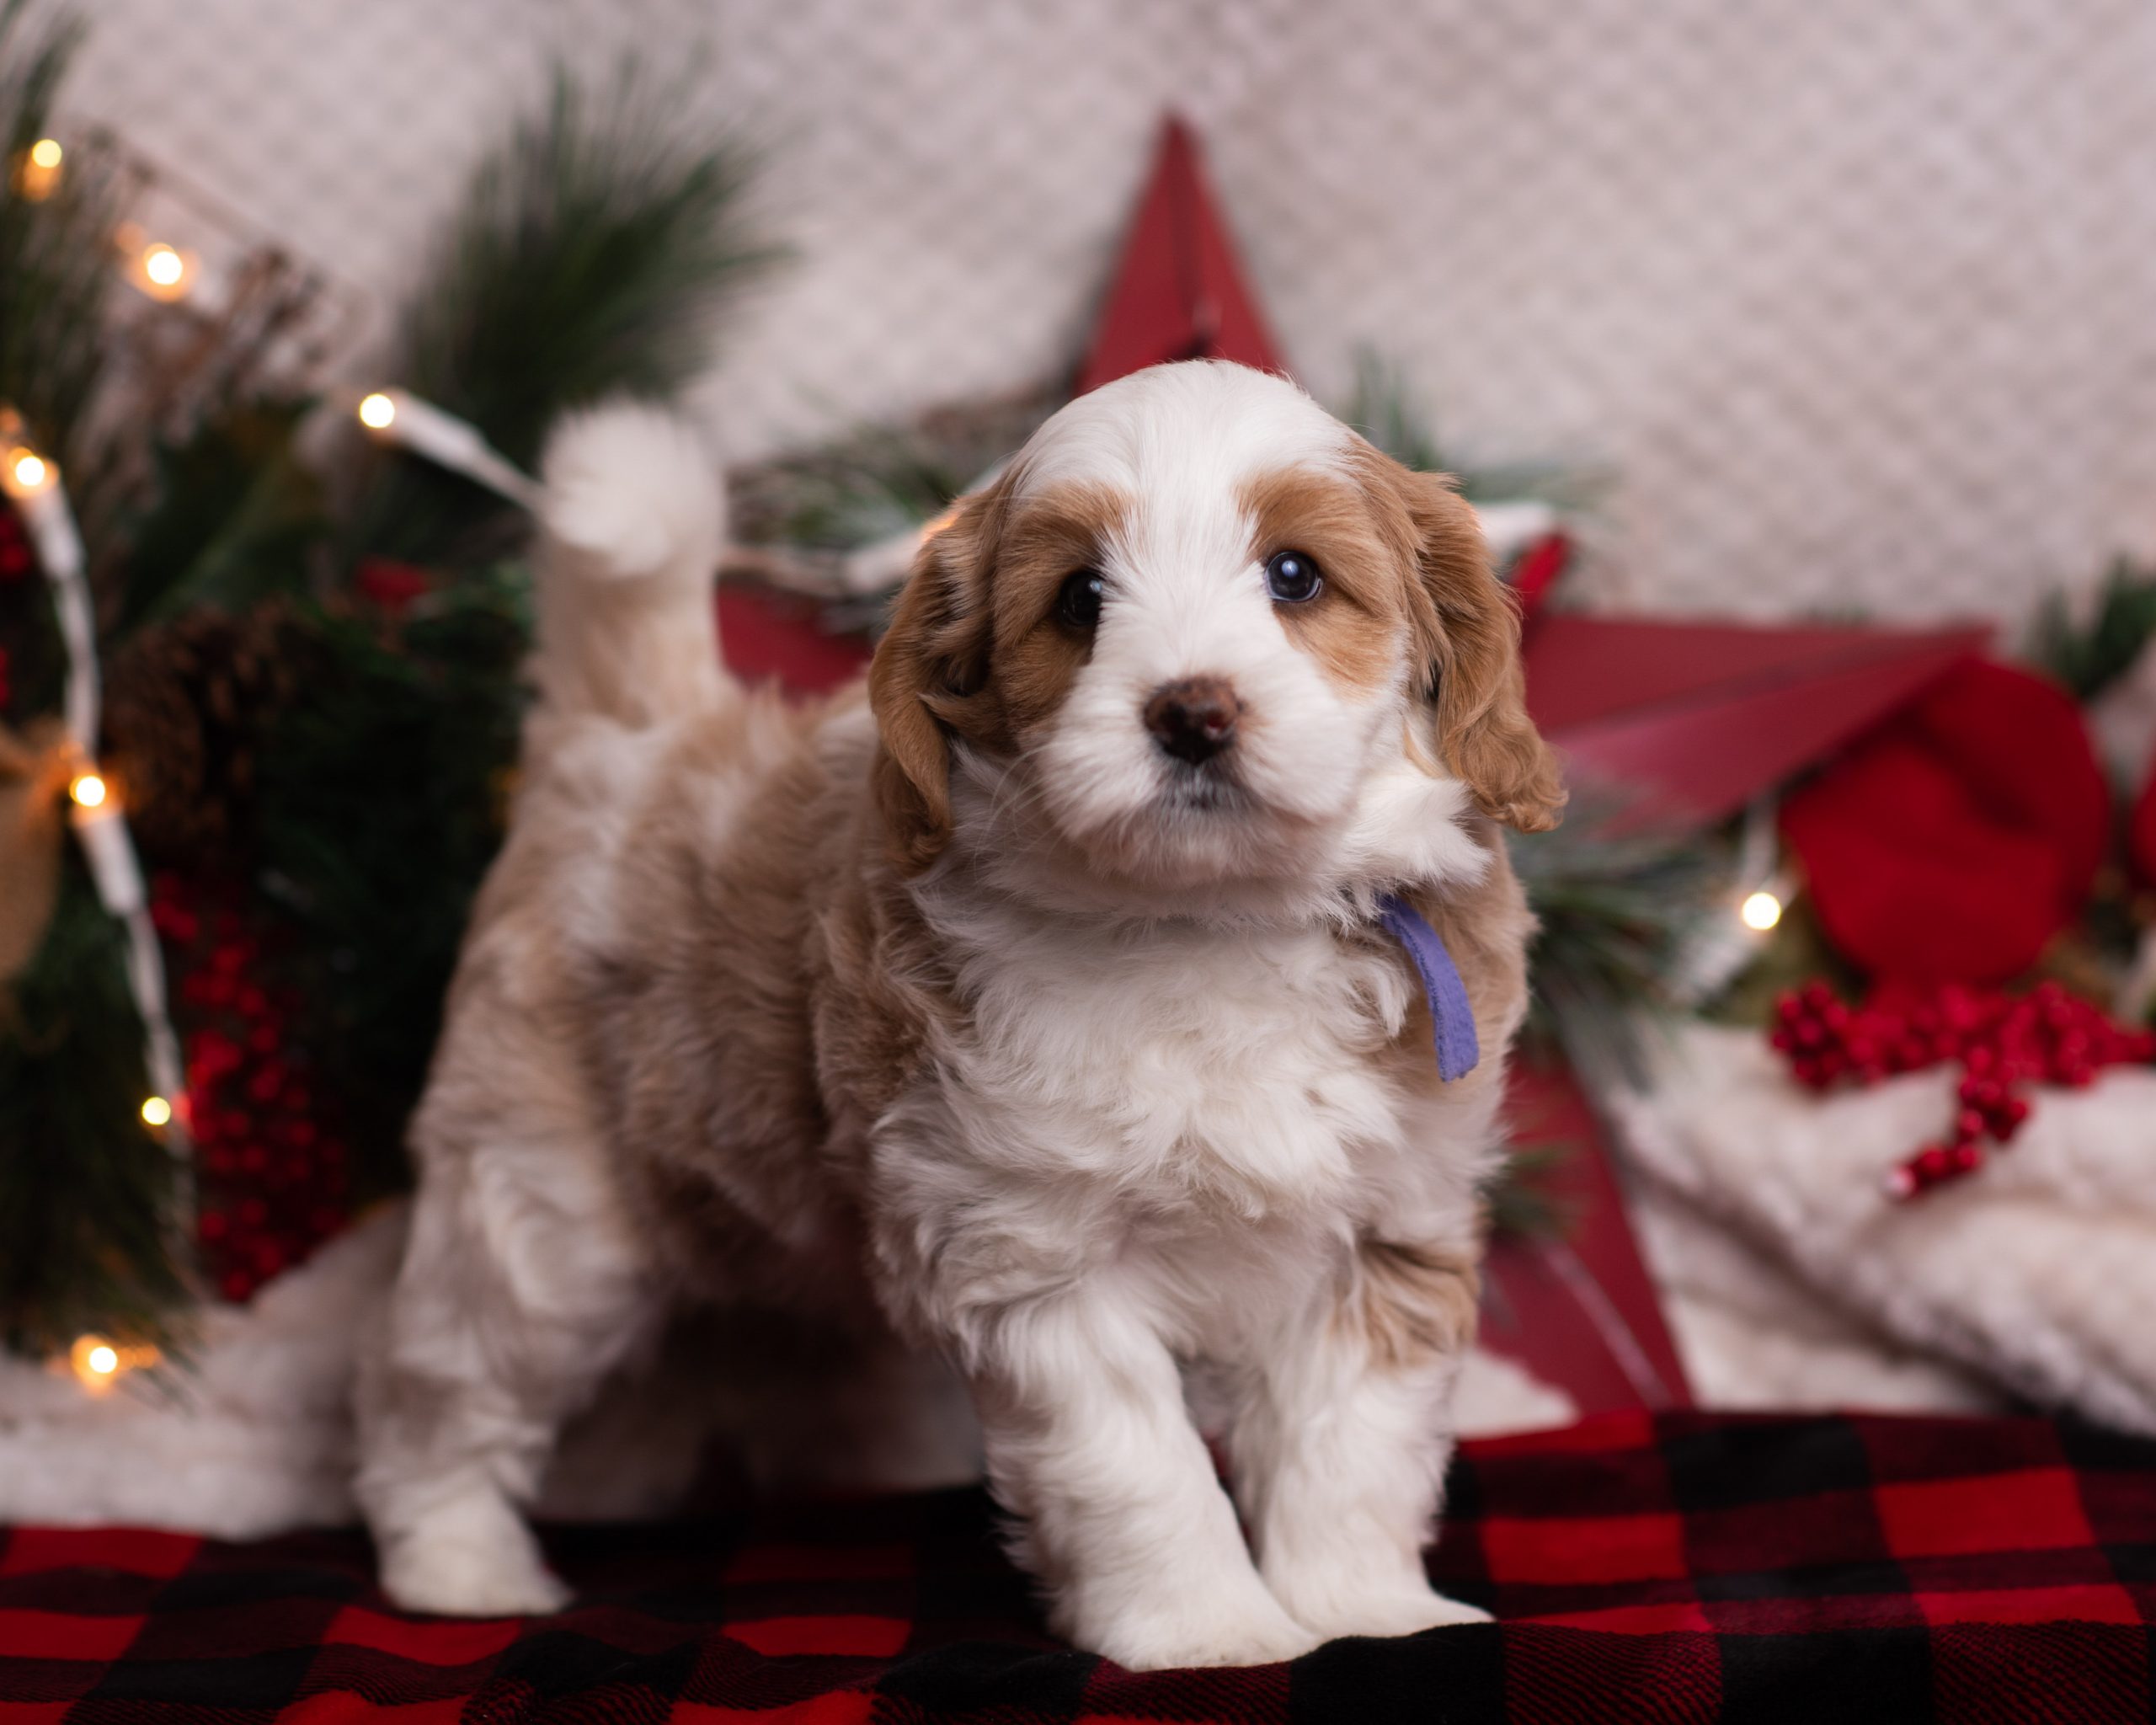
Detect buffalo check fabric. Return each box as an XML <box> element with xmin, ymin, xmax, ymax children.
<box><xmin>3</xmin><ymin>1413</ymin><xmax>2154</xmax><ymax>1724</ymax></box>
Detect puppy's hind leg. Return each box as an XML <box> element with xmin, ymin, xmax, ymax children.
<box><xmin>356</xmin><ymin>1108</ymin><xmax>655</xmax><ymax>1617</ymax></box>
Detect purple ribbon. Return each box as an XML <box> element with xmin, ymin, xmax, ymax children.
<box><xmin>1376</xmin><ymin>892</ymin><xmax>1480</xmax><ymax>1082</ymax></box>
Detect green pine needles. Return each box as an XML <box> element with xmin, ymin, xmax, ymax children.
<box><xmin>0</xmin><ymin>0</ymin><xmax>114</xmax><ymax>464</ymax></box>
<box><xmin>0</xmin><ymin>864</ymin><xmax>183</xmax><ymax>1355</ymax></box>
<box><xmin>2029</xmin><ymin>558</ymin><xmax>2156</xmax><ymax>704</ymax></box>
<box><xmin>350</xmin><ymin>67</ymin><xmax>779</xmax><ymax>569</ymax></box>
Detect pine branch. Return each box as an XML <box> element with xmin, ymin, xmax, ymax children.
<box><xmin>112</xmin><ymin>397</ymin><xmax>328</xmax><ymax>639</ymax></box>
<box><xmin>348</xmin><ymin>62</ymin><xmax>781</xmax><ymax>571</ymax></box>
<box><xmin>251</xmin><ymin>571</ymin><xmax>531</xmax><ymax>1201</ymax></box>
<box><xmin>0</xmin><ymin>860</ymin><xmax>185</xmax><ymax>1355</ymax></box>
<box><xmin>1484</xmin><ymin>1140</ymin><xmax>1578</xmax><ymax>1243</ymax></box>
<box><xmin>2028</xmin><ymin>558</ymin><xmax>2156</xmax><ymax>702</ymax></box>
<box><xmin>1513</xmin><ymin>806</ymin><xmax>1730</xmax><ymax>1086</ymax></box>
<box><xmin>0</xmin><ymin>1</ymin><xmax>115</xmax><ymax>463</ymax></box>
<box><xmin>1342</xmin><ymin>348</ymin><xmax>1602</xmax><ymax>507</ymax></box>
<box><xmin>731</xmin><ymin>386</ymin><xmax>1059</xmax><ymax>552</ymax></box>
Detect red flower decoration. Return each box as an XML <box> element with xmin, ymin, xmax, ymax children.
<box><xmin>1780</xmin><ymin>660</ymin><xmax>2108</xmax><ymax>984</ymax></box>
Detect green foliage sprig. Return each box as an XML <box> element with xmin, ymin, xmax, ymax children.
<box><xmin>350</xmin><ymin>67</ymin><xmax>779</xmax><ymax>570</ymax></box>
<box><xmin>0</xmin><ymin>863</ymin><xmax>180</xmax><ymax>1355</ymax></box>
<box><xmin>2029</xmin><ymin>557</ymin><xmax>2156</xmax><ymax>703</ymax></box>
<box><xmin>0</xmin><ymin>0</ymin><xmax>115</xmax><ymax>462</ymax></box>
<box><xmin>1511</xmin><ymin>804</ymin><xmax>1729</xmax><ymax>1087</ymax></box>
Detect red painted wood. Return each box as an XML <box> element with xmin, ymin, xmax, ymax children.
<box><xmin>1075</xmin><ymin>116</ymin><xmax>1287</xmax><ymax>395</ymax></box>
<box><xmin>1525</xmin><ymin>613</ymin><xmax>1988</xmax><ymax>827</ymax></box>
<box><xmin>1482</xmin><ymin>1054</ymin><xmax>1694</xmax><ymax>1414</ymax></box>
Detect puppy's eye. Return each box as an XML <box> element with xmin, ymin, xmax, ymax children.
<box><xmin>1056</xmin><ymin>568</ymin><xmax>1106</xmax><ymax>630</ymax></box>
<box><xmin>1265</xmin><ymin>549</ymin><xmax>1322</xmax><ymax>604</ymax></box>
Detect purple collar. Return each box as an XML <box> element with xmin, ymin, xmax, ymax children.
<box><xmin>1375</xmin><ymin>892</ymin><xmax>1480</xmax><ymax>1082</ymax></box>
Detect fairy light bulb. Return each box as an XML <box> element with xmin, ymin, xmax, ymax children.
<box><xmin>15</xmin><ymin>137</ymin><xmax>61</xmax><ymax>200</ymax></box>
<box><xmin>71</xmin><ymin>1334</ymin><xmax>120</xmax><ymax>1391</ymax></box>
<box><xmin>1740</xmin><ymin>889</ymin><xmax>1784</xmax><ymax>932</ymax></box>
<box><xmin>69</xmin><ymin>770</ymin><xmax>107</xmax><ymax>809</ymax></box>
<box><xmin>357</xmin><ymin>392</ymin><xmax>398</xmax><ymax>430</ymax></box>
<box><xmin>8</xmin><ymin>448</ymin><xmax>46</xmax><ymax>492</ymax></box>
<box><xmin>128</xmin><ymin>240</ymin><xmax>193</xmax><ymax>303</ymax></box>
<box><xmin>140</xmin><ymin>1095</ymin><xmax>172</xmax><ymax>1128</ymax></box>
<box><xmin>68</xmin><ymin>1333</ymin><xmax>159</xmax><ymax>1394</ymax></box>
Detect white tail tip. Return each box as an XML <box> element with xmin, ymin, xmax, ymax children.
<box><xmin>538</xmin><ymin>401</ymin><xmax>723</xmax><ymax>584</ymax></box>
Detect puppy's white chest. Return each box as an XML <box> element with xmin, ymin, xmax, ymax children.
<box><xmin>946</xmin><ymin>915</ymin><xmax>1419</xmax><ymax>1214</ymax></box>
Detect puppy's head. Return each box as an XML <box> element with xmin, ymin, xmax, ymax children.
<box><xmin>869</xmin><ymin>360</ymin><xmax>1563</xmax><ymax>902</ymax></box>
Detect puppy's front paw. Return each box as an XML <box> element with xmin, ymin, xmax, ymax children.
<box><xmin>376</xmin><ymin>1493</ymin><xmax>571</xmax><ymax>1618</ymax></box>
<box><xmin>1273</xmin><ymin>1575</ymin><xmax>1492</xmax><ymax>1644</ymax></box>
<box><xmin>1064</xmin><ymin>1580</ymin><xmax>1320</xmax><ymax>1671</ymax></box>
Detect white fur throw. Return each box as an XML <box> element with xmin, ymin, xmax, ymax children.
<box><xmin>1612</xmin><ymin>1023</ymin><xmax>2156</xmax><ymax>1434</ymax></box>
<box><xmin>0</xmin><ymin>1204</ymin><xmax>1574</xmax><ymax>1538</ymax></box>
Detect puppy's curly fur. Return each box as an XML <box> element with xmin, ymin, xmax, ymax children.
<box><xmin>356</xmin><ymin>361</ymin><xmax>1563</xmax><ymax>1669</ymax></box>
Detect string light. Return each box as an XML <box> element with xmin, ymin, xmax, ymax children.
<box><xmin>125</xmin><ymin>239</ymin><xmax>194</xmax><ymax>303</ymax></box>
<box><xmin>67</xmin><ymin>1333</ymin><xmax>160</xmax><ymax>1395</ymax></box>
<box><xmin>354</xmin><ymin>388</ymin><xmax>541</xmax><ymax>507</ymax></box>
<box><xmin>0</xmin><ymin>407</ymin><xmax>192</xmax><ymax>1354</ymax></box>
<box><xmin>1740</xmin><ymin>889</ymin><xmax>1785</xmax><ymax>932</ymax></box>
<box><xmin>13</xmin><ymin>136</ymin><xmax>61</xmax><ymax>201</ymax></box>
<box><xmin>1667</xmin><ymin>798</ymin><xmax>1793</xmax><ymax>1004</ymax></box>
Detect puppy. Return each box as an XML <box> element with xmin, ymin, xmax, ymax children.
<box><xmin>355</xmin><ymin>360</ymin><xmax>1564</xmax><ymax>1669</ymax></box>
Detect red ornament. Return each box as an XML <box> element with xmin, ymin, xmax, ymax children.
<box><xmin>1769</xmin><ymin>979</ymin><xmax>2156</xmax><ymax>1199</ymax></box>
<box><xmin>1780</xmin><ymin>660</ymin><xmax>2109</xmax><ymax>985</ymax></box>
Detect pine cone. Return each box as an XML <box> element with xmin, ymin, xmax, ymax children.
<box><xmin>105</xmin><ymin>605</ymin><xmax>303</xmax><ymax>862</ymax></box>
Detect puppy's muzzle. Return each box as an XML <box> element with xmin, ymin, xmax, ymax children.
<box><xmin>1145</xmin><ymin>676</ymin><xmax>1242</xmax><ymax>766</ymax></box>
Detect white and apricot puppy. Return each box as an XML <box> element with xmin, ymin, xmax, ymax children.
<box><xmin>355</xmin><ymin>360</ymin><xmax>1564</xmax><ymax>1670</ymax></box>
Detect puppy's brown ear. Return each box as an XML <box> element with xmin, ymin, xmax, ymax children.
<box><xmin>867</xmin><ymin>480</ymin><xmax>1007</xmax><ymax>872</ymax></box>
<box><xmin>1390</xmin><ymin>462</ymin><xmax>1566</xmax><ymax>833</ymax></box>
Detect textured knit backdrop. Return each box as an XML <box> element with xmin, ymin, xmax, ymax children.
<box><xmin>51</xmin><ymin>0</ymin><xmax>2156</xmax><ymax>622</ymax></box>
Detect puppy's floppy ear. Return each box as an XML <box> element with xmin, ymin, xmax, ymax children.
<box><xmin>1390</xmin><ymin>460</ymin><xmax>1566</xmax><ymax>833</ymax></box>
<box><xmin>867</xmin><ymin>478</ymin><xmax>1009</xmax><ymax>872</ymax></box>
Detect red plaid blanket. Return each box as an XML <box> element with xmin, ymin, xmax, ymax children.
<box><xmin>3</xmin><ymin>1411</ymin><xmax>2152</xmax><ymax>1723</ymax></box>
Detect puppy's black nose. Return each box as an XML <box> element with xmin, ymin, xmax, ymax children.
<box><xmin>1145</xmin><ymin>676</ymin><xmax>1242</xmax><ymax>764</ymax></box>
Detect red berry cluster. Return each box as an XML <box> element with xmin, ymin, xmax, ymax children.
<box><xmin>1770</xmin><ymin>980</ymin><xmax>2156</xmax><ymax>1200</ymax></box>
<box><xmin>353</xmin><ymin>558</ymin><xmax>433</xmax><ymax>617</ymax></box>
<box><xmin>152</xmin><ymin>874</ymin><xmax>351</xmax><ymax>1300</ymax></box>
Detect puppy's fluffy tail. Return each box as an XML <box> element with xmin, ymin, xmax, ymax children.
<box><xmin>530</xmin><ymin>401</ymin><xmax>728</xmax><ymax>729</ymax></box>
